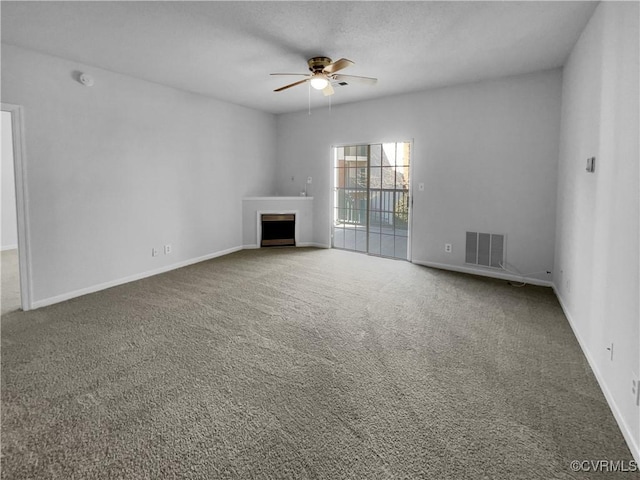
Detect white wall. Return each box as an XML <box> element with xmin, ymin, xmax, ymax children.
<box><xmin>0</xmin><ymin>45</ymin><xmax>277</xmax><ymax>306</ymax></box>
<box><xmin>1</xmin><ymin>111</ymin><xmax>18</xmax><ymax>250</ymax></box>
<box><xmin>276</xmin><ymin>69</ymin><xmax>562</xmax><ymax>284</ymax></box>
<box><xmin>554</xmin><ymin>2</ymin><xmax>639</xmax><ymax>460</ymax></box>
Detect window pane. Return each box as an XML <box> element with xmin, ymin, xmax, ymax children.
<box><xmin>395</xmin><ymin>167</ymin><xmax>409</xmax><ymax>190</ymax></box>
<box><xmin>336</xmin><ymin>189</ymin><xmax>346</xmax><ymax>209</ymax></box>
<box><xmin>357</xmin><ymin>168</ymin><xmax>367</xmax><ymax>189</ymax></box>
<box><xmin>381</xmin><ymin>234</ymin><xmax>395</xmax><ymax>257</ymax></box>
<box><xmin>344</xmin><ymin>228</ymin><xmax>356</xmax><ymax>250</ymax></box>
<box><xmin>369</xmin><ymin>166</ymin><xmax>381</xmax><ymax>189</ymax></box>
<box><xmin>343</xmin><ymin>206</ymin><xmax>354</xmax><ymax>223</ymax></box>
<box><xmin>336</xmin><ymin>146</ymin><xmax>345</xmax><ymax>161</ymax></box>
<box><xmin>336</xmin><ymin>168</ymin><xmax>346</xmax><ymax>188</ymax></box>
<box><xmin>380</xmin><ymin>191</ymin><xmax>394</xmax><ymax>213</ymax></box>
<box><xmin>380</xmin><ymin>211</ymin><xmax>393</xmax><ymax>230</ymax></box>
<box><xmin>354</xmin><ymin>194</ymin><xmax>367</xmax><ymax>225</ymax></box>
<box><xmin>346</xmin><ymin>190</ymin><xmax>358</xmax><ymax>213</ymax></box>
<box><xmin>336</xmin><ymin>208</ymin><xmax>349</xmax><ymax>224</ymax></box>
<box><xmin>395</xmin><ymin>223</ymin><xmax>408</xmax><ymax>237</ymax></box>
<box><xmin>349</xmin><ymin>207</ymin><xmax>357</xmax><ymax>224</ymax></box>
<box><xmin>355</xmin><ymin>229</ymin><xmax>367</xmax><ymax>252</ymax></box>
<box><xmin>368</xmin><ymin>232</ymin><xmax>381</xmax><ymax>255</ymax></box>
<box><xmin>383</xmin><ymin>143</ymin><xmax>396</xmax><ymax>166</ymax></box>
<box><xmin>342</xmin><ymin>190</ymin><xmax>353</xmax><ymax>221</ymax></box>
<box><xmin>382</xmin><ymin>167</ymin><xmax>395</xmax><ymax>189</ymax></box>
<box><xmin>370</xmin><ymin>144</ymin><xmax>382</xmax><ymax>167</ymax></box>
<box><xmin>369</xmin><ymin>210</ymin><xmax>382</xmax><ymax>230</ymax></box>
<box><xmin>333</xmin><ymin>227</ymin><xmax>345</xmax><ymax>248</ymax></box>
<box><xmin>395</xmin><ymin>236</ymin><xmax>408</xmax><ymax>260</ymax></box>
<box><xmin>397</xmin><ymin>142</ymin><xmax>410</xmax><ymax>166</ymax></box>
<box><xmin>394</xmin><ymin>191</ymin><xmax>409</xmax><ymax>229</ymax></box>
<box><xmin>347</xmin><ymin>168</ymin><xmax>357</xmax><ymax>188</ymax></box>
<box><xmin>356</xmin><ymin>144</ymin><xmax>368</xmax><ymax>169</ymax></box>
<box><xmin>369</xmin><ymin>191</ymin><xmax>380</xmax><ymax>211</ymax></box>
<box><xmin>356</xmin><ymin>158</ymin><xmax>367</xmax><ymax>172</ymax></box>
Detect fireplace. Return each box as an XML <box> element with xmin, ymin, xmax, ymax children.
<box><xmin>261</xmin><ymin>214</ymin><xmax>296</xmax><ymax>247</ymax></box>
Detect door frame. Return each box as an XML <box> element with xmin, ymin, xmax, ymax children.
<box><xmin>2</xmin><ymin>103</ymin><xmax>33</xmax><ymax>311</ymax></box>
<box><xmin>330</xmin><ymin>140</ymin><xmax>414</xmax><ymax>261</ymax></box>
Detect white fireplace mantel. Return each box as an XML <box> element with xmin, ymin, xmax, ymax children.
<box><xmin>242</xmin><ymin>197</ymin><xmax>315</xmax><ymax>248</ymax></box>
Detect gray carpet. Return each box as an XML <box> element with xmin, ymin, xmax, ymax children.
<box><xmin>1</xmin><ymin>248</ymin><xmax>636</xmax><ymax>479</ymax></box>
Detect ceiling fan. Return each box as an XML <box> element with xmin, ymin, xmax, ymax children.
<box><xmin>271</xmin><ymin>57</ymin><xmax>377</xmax><ymax>96</ymax></box>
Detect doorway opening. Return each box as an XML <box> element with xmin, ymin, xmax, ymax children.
<box><xmin>1</xmin><ymin>104</ymin><xmax>30</xmax><ymax>312</ymax></box>
<box><xmin>332</xmin><ymin>142</ymin><xmax>411</xmax><ymax>260</ymax></box>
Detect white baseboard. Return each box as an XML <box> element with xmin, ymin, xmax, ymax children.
<box><xmin>1</xmin><ymin>244</ymin><xmax>18</xmax><ymax>251</ymax></box>
<box><xmin>412</xmin><ymin>260</ymin><xmax>553</xmax><ymax>287</ymax></box>
<box><xmin>552</xmin><ymin>285</ymin><xmax>640</xmax><ymax>463</ymax></box>
<box><xmin>243</xmin><ymin>244</ymin><xmax>259</xmax><ymax>249</ymax></box>
<box><xmin>31</xmin><ymin>246</ymin><xmax>243</xmax><ymax>310</ymax></box>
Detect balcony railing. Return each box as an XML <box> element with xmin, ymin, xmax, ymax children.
<box><xmin>335</xmin><ymin>189</ymin><xmax>408</xmax><ymax>228</ymax></box>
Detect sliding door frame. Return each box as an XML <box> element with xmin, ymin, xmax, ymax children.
<box><xmin>330</xmin><ymin>140</ymin><xmax>414</xmax><ymax>261</ymax></box>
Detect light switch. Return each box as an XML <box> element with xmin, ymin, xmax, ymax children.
<box><xmin>418</xmin><ymin>183</ymin><xmax>425</xmax><ymax>191</ymax></box>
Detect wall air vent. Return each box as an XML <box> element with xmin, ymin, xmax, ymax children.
<box><xmin>465</xmin><ymin>232</ymin><xmax>505</xmax><ymax>269</ymax></box>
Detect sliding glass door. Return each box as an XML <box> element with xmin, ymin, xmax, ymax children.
<box><xmin>333</xmin><ymin>142</ymin><xmax>411</xmax><ymax>260</ymax></box>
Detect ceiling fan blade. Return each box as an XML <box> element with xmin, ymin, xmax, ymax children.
<box><xmin>274</xmin><ymin>78</ymin><xmax>309</xmax><ymax>92</ymax></box>
<box><xmin>322</xmin><ymin>82</ymin><xmax>334</xmax><ymax>97</ymax></box>
<box><xmin>333</xmin><ymin>74</ymin><xmax>378</xmax><ymax>86</ymax></box>
<box><xmin>270</xmin><ymin>73</ymin><xmax>310</xmax><ymax>76</ymax></box>
<box><xmin>323</xmin><ymin>58</ymin><xmax>354</xmax><ymax>74</ymax></box>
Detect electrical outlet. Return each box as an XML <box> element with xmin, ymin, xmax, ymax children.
<box><xmin>152</xmin><ymin>247</ymin><xmax>159</xmax><ymax>257</ymax></box>
<box><xmin>632</xmin><ymin>377</ymin><xmax>640</xmax><ymax>407</ymax></box>
<box><xmin>164</xmin><ymin>244</ymin><xmax>172</xmax><ymax>255</ymax></box>
<box><xmin>445</xmin><ymin>243</ymin><xmax>452</xmax><ymax>253</ymax></box>
<box><xmin>307</xmin><ymin>176</ymin><xmax>312</xmax><ymax>184</ymax></box>
<box><xmin>418</xmin><ymin>182</ymin><xmax>425</xmax><ymax>191</ymax></box>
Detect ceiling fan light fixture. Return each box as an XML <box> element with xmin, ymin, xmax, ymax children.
<box><xmin>272</xmin><ymin>57</ymin><xmax>376</xmax><ymax>95</ymax></box>
<box><xmin>309</xmin><ymin>75</ymin><xmax>329</xmax><ymax>90</ymax></box>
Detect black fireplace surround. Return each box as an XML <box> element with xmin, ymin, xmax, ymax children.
<box><xmin>261</xmin><ymin>214</ymin><xmax>295</xmax><ymax>247</ymax></box>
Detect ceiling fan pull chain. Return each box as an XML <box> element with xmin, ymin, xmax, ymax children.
<box><xmin>308</xmin><ymin>81</ymin><xmax>311</xmax><ymax>116</ymax></box>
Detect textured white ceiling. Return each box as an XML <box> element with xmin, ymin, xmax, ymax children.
<box><xmin>1</xmin><ymin>1</ymin><xmax>597</xmax><ymax>114</ymax></box>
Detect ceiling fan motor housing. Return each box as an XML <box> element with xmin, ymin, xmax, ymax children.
<box><xmin>308</xmin><ymin>57</ymin><xmax>332</xmax><ymax>73</ymax></box>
